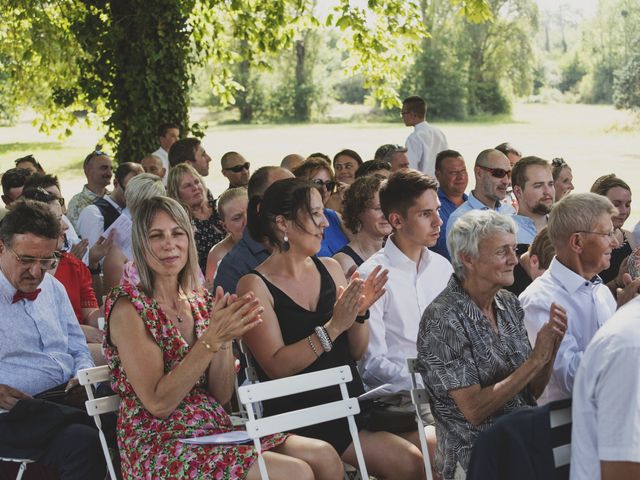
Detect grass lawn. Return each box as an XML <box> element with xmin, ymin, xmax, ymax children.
<box><xmin>1</xmin><ymin>102</ymin><xmax>639</xmax><ymax>223</ymax></box>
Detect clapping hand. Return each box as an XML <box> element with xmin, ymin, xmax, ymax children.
<box><xmin>204</xmin><ymin>286</ymin><xmax>263</xmax><ymax>347</ymax></box>
<box><xmin>351</xmin><ymin>265</ymin><xmax>388</xmax><ymax>315</ymax></box>
<box><xmin>532</xmin><ymin>302</ymin><xmax>568</xmax><ymax>365</ymax></box>
<box><xmin>70</xmin><ymin>239</ymin><xmax>89</xmax><ymax>260</ymax></box>
<box><xmin>89</xmin><ymin>230</ymin><xmax>115</xmax><ymax>268</ymax></box>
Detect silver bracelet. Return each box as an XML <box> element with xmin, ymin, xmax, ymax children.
<box><xmin>314</xmin><ymin>326</ymin><xmax>333</xmax><ymax>352</ymax></box>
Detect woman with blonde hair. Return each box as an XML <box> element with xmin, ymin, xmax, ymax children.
<box><xmin>104</xmin><ymin>196</ymin><xmax>343</xmax><ymax>479</ymax></box>
<box><xmin>167</xmin><ymin>163</ymin><xmax>225</xmax><ymax>271</ymax></box>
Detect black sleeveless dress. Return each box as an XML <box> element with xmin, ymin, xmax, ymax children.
<box><xmin>250</xmin><ymin>256</ymin><xmax>365</xmax><ymax>454</ymax></box>
<box><xmin>337</xmin><ymin>244</ymin><xmax>365</xmax><ymax>267</ymax></box>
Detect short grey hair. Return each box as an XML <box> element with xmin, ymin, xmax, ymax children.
<box><xmin>132</xmin><ymin>196</ymin><xmax>200</xmax><ymax>297</ymax></box>
<box><xmin>547</xmin><ymin>192</ymin><xmax>616</xmax><ymax>249</ymax></box>
<box><xmin>125</xmin><ymin>173</ymin><xmax>166</xmax><ymax>217</ymax></box>
<box><xmin>448</xmin><ymin>210</ymin><xmax>516</xmax><ymax>280</ymax></box>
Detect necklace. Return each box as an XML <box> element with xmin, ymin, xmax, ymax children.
<box><xmin>157</xmin><ymin>297</ymin><xmax>186</xmax><ymax>324</ymax></box>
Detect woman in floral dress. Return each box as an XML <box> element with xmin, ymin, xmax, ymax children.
<box><xmin>104</xmin><ymin>196</ymin><xmax>343</xmax><ymax>480</ymax></box>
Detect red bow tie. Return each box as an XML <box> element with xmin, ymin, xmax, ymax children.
<box><xmin>12</xmin><ymin>289</ymin><xmax>41</xmax><ymax>304</ymax></box>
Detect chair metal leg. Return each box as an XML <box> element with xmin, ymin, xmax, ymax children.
<box><xmin>15</xmin><ymin>461</ymin><xmax>28</xmax><ymax>480</ymax></box>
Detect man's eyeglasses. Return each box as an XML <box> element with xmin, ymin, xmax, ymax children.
<box><xmin>83</xmin><ymin>149</ymin><xmax>109</xmax><ymax>168</ymax></box>
<box><xmin>312</xmin><ymin>179</ymin><xmax>337</xmax><ymax>192</ymax></box>
<box><xmin>223</xmin><ymin>162</ymin><xmax>250</xmax><ymax>173</ymax></box>
<box><xmin>575</xmin><ymin>230</ymin><xmax>616</xmax><ymax>240</ymax></box>
<box><xmin>477</xmin><ymin>165</ymin><xmax>512</xmax><ymax>179</ymax></box>
<box><xmin>7</xmin><ymin>247</ymin><xmax>60</xmax><ymax>270</ymax></box>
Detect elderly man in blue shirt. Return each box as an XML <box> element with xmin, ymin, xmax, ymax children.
<box><xmin>0</xmin><ymin>200</ymin><xmax>105</xmax><ymax>480</ymax></box>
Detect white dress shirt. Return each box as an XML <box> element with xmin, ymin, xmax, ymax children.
<box><xmin>519</xmin><ymin>257</ymin><xmax>616</xmax><ymax>404</ymax></box>
<box><xmin>152</xmin><ymin>146</ymin><xmax>169</xmax><ymax>185</ymax></box>
<box><xmin>0</xmin><ymin>269</ymin><xmax>94</xmax><ymax>396</ymax></box>
<box><xmin>357</xmin><ymin>236</ymin><xmax>453</xmax><ymax>392</ymax></box>
<box><xmin>77</xmin><ymin>195</ymin><xmax>123</xmax><ymax>249</ymax></box>
<box><xmin>570</xmin><ymin>295</ymin><xmax>640</xmax><ymax>480</ymax></box>
<box><xmin>405</xmin><ymin>121</ymin><xmax>448</xmax><ymax>177</ymax></box>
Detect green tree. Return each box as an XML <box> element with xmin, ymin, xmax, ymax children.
<box><xmin>613</xmin><ymin>41</ymin><xmax>640</xmax><ymax>111</ymax></box>
<box><xmin>0</xmin><ymin>0</ymin><xmax>490</xmax><ymax>161</ymax></box>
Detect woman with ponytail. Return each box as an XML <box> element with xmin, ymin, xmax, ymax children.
<box><xmin>238</xmin><ymin>178</ymin><xmax>427</xmax><ymax>479</ymax></box>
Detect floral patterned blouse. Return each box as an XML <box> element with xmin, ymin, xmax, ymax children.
<box><xmin>103</xmin><ymin>282</ymin><xmax>287</xmax><ymax>479</ymax></box>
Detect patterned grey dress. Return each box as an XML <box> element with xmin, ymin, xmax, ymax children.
<box><xmin>417</xmin><ymin>275</ymin><xmax>536</xmax><ymax>479</ymax></box>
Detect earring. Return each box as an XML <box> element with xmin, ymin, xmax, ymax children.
<box><xmin>282</xmin><ymin>232</ymin><xmax>290</xmax><ymax>252</ymax></box>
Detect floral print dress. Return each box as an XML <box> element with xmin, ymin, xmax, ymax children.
<box><xmin>103</xmin><ymin>283</ymin><xmax>288</xmax><ymax>479</ymax></box>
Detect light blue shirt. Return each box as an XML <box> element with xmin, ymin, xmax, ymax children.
<box><xmin>0</xmin><ymin>269</ymin><xmax>94</xmax><ymax>396</ymax></box>
<box><xmin>512</xmin><ymin>215</ymin><xmax>538</xmax><ymax>244</ymax></box>
<box><xmin>446</xmin><ymin>190</ymin><xmax>516</xmax><ymax>239</ymax></box>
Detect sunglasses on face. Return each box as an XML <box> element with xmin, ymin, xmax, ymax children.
<box><xmin>477</xmin><ymin>165</ymin><xmax>512</xmax><ymax>179</ymax></box>
<box><xmin>312</xmin><ymin>179</ymin><xmax>337</xmax><ymax>192</ymax></box>
<box><xmin>223</xmin><ymin>162</ymin><xmax>250</xmax><ymax>173</ymax></box>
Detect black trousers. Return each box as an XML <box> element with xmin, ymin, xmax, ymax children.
<box><xmin>0</xmin><ymin>399</ymin><xmax>107</xmax><ymax>480</ymax></box>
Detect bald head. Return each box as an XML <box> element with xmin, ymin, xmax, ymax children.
<box><xmin>248</xmin><ymin>166</ymin><xmax>294</xmax><ymax>199</ymax></box>
<box><xmin>280</xmin><ymin>153</ymin><xmax>304</xmax><ymax>172</ymax></box>
<box><xmin>140</xmin><ymin>155</ymin><xmax>166</xmax><ymax>179</ymax></box>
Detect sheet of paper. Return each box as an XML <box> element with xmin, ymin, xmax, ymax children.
<box><xmin>358</xmin><ymin>383</ymin><xmax>397</xmax><ymax>401</ymax></box>
<box><xmin>101</xmin><ymin>213</ymin><xmax>132</xmax><ymax>253</ymax></box>
<box><xmin>179</xmin><ymin>430</ymin><xmax>252</xmax><ymax>445</ymax></box>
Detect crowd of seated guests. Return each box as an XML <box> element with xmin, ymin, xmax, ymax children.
<box><xmin>2</xmin><ymin>129</ymin><xmax>640</xmax><ymax>480</ymax></box>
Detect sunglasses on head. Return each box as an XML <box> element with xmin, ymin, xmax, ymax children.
<box><xmin>551</xmin><ymin>157</ymin><xmax>567</xmax><ymax>168</ymax></box>
<box><xmin>477</xmin><ymin>165</ymin><xmax>511</xmax><ymax>179</ymax></box>
<box><xmin>312</xmin><ymin>179</ymin><xmax>337</xmax><ymax>192</ymax></box>
<box><xmin>223</xmin><ymin>162</ymin><xmax>250</xmax><ymax>173</ymax></box>
<box><xmin>83</xmin><ymin>149</ymin><xmax>109</xmax><ymax>168</ymax></box>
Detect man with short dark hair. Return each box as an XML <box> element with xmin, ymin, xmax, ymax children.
<box><xmin>214</xmin><ymin>166</ymin><xmax>294</xmax><ymax>293</ymax></box>
<box><xmin>14</xmin><ymin>154</ymin><xmax>45</xmax><ymax>174</ymax></box>
<box><xmin>0</xmin><ymin>200</ymin><xmax>105</xmax><ymax>479</ymax></box>
<box><xmin>168</xmin><ymin>137</ymin><xmax>211</xmax><ymax>177</ymax></box>
<box><xmin>446</xmin><ymin>148</ymin><xmax>515</xmax><ymax>238</ymax></box>
<box><xmin>401</xmin><ymin>95</ymin><xmax>448</xmax><ymax>177</ymax></box>
<box><xmin>151</xmin><ymin>123</ymin><xmax>180</xmax><ymax>184</ymax></box>
<box><xmin>358</xmin><ymin>169</ymin><xmax>452</xmax><ymax>394</ymax></box>
<box><xmin>511</xmin><ymin>156</ymin><xmax>554</xmax><ymax>246</ymax></box>
<box><xmin>77</xmin><ymin>162</ymin><xmax>143</xmax><ymax>248</ymax></box>
<box><xmin>1</xmin><ymin>167</ymin><xmax>32</xmax><ymax>207</ymax></box>
<box><xmin>432</xmin><ymin>149</ymin><xmax>468</xmax><ymax>259</ymax></box>
<box><xmin>67</xmin><ymin>151</ymin><xmax>113</xmax><ymax>229</ymax></box>
<box><xmin>495</xmin><ymin>142</ymin><xmax>522</xmax><ymax>167</ymax></box>
<box><xmin>220</xmin><ymin>151</ymin><xmax>250</xmax><ymax>188</ymax></box>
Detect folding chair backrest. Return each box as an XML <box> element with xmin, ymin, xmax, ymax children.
<box><xmin>238</xmin><ymin>365</ymin><xmax>368</xmax><ymax>480</ymax></box>
<box><xmin>549</xmin><ymin>401</ymin><xmax>572</xmax><ymax>471</ymax></box>
<box><xmin>78</xmin><ymin>366</ymin><xmax>120</xmax><ymax>480</ymax></box>
<box><xmin>406</xmin><ymin>357</ymin><xmax>434</xmax><ymax>480</ymax></box>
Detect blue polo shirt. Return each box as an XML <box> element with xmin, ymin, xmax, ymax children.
<box><xmin>431</xmin><ymin>189</ymin><xmax>468</xmax><ymax>260</ymax></box>
<box><xmin>446</xmin><ymin>191</ymin><xmax>516</xmax><ymax>239</ymax></box>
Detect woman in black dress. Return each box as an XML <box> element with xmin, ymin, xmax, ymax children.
<box><xmin>237</xmin><ymin>178</ymin><xmax>427</xmax><ymax>479</ymax></box>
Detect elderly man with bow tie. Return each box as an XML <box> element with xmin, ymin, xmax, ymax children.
<box><xmin>0</xmin><ymin>199</ymin><xmax>105</xmax><ymax>480</ymax></box>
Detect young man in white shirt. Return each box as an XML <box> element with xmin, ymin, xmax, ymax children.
<box><xmin>519</xmin><ymin>192</ymin><xmax>640</xmax><ymax>405</ymax></box>
<box><xmin>151</xmin><ymin>123</ymin><xmax>180</xmax><ymax>184</ymax></box>
<box><xmin>401</xmin><ymin>95</ymin><xmax>448</xmax><ymax>177</ymax></box>
<box><xmin>357</xmin><ymin>169</ymin><xmax>453</xmax><ymax>394</ymax></box>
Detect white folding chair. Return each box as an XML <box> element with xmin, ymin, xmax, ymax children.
<box><xmin>550</xmin><ymin>401</ymin><xmax>572</xmax><ymax>469</ymax></box>
<box><xmin>77</xmin><ymin>366</ymin><xmax>120</xmax><ymax>480</ymax></box>
<box><xmin>238</xmin><ymin>365</ymin><xmax>368</xmax><ymax>480</ymax></box>
<box><xmin>406</xmin><ymin>357</ymin><xmax>434</xmax><ymax>480</ymax></box>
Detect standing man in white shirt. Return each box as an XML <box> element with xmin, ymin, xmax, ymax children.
<box><xmin>401</xmin><ymin>95</ymin><xmax>448</xmax><ymax>177</ymax></box>
<box><xmin>519</xmin><ymin>192</ymin><xmax>640</xmax><ymax>405</ymax></box>
<box><xmin>357</xmin><ymin>169</ymin><xmax>453</xmax><ymax>394</ymax></box>
<box><xmin>151</xmin><ymin>123</ymin><xmax>180</xmax><ymax>185</ymax></box>
<box><xmin>571</xmin><ymin>295</ymin><xmax>640</xmax><ymax>480</ymax></box>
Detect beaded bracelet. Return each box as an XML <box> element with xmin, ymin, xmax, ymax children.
<box><xmin>307</xmin><ymin>335</ymin><xmax>320</xmax><ymax>357</ymax></box>
<box><xmin>314</xmin><ymin>326</ymin><xmax>333</xmax><ymax>352</ymax></box>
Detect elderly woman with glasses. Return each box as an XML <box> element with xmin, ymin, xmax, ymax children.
<box><xmin>417</xmin><ymin>210</ymin><xmax>567</xmax><ymax>480</ymax></box>
<box><xmin>293</xmin><ymin>157</ymin><xmax>349</xmax><ymax>257</ymax></box>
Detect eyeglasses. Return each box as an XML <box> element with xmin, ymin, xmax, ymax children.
<box><xmin>83</xmin><ymin>149</ymin><xmax>109</xmax><ymax>168</ymax></box>
<box><xmin>575</xmin><ymin>230</ymin><xmax>616</xmax><ymax>240</ymax></box>
<box><xmin>7</xmin><ymin>247</ymin><xmax>60</xmax><ymax>270</ymax></box>
<box><xmin>312</xmin><ymin>179</ymin><xmax>337</xmax><ymax>192</ymax></box>
<box><xmin>477</xmin><ymin>165</ymin><xmax>512</xmax><ymax>179</ymax></box>
<box><xmin>223</xmin><ymin>162</ymin><xmax>250</xmax><ymax>173</ymax></box>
